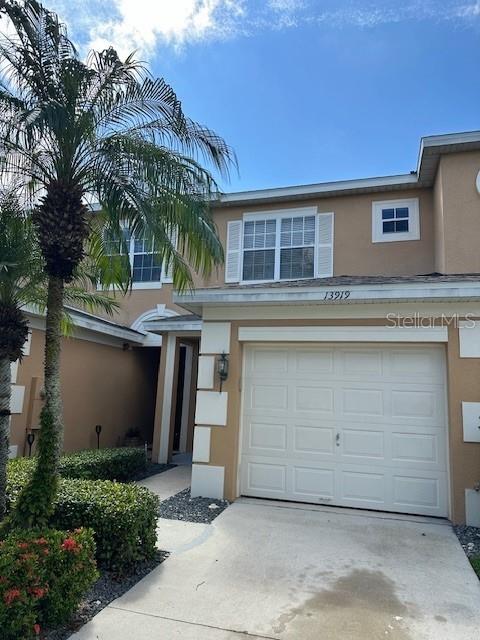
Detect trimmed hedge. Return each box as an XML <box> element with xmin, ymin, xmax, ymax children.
<box><xmin>0</xmin><ymin>527</ymin><xmax>98</xmax><ymax>640</ymax></box>
<box><xmin>6</xmin><ymin>466</ymin><xmax>159</xmax><ymax>572</ymax></box>
<box><xmin>8</xmin><ymin>447</ymin><xmax>147</xmax><ymax>482</ymax></box>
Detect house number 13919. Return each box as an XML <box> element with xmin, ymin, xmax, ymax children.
<box><xmin>323</xmin><ymin>291</ymin><xmax>351</xmax><ymax>301</ymax></box>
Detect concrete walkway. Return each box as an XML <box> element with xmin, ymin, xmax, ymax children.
<box><xmin>72</xmin><ymin>492</ymin><xmax>480</xmax><ymax>640</ymax></box>
<box><xmin>137</xmin><ymin>464</ymin><xmax>191</xmax><ymax>501</ymax></box>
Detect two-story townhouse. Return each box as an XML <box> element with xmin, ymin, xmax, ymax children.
<box><xmin>9</xmin><ymin>130</ymin><xmax>480</xmax><ymax>525</ymax></box>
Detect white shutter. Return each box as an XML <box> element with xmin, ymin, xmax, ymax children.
<box><xmin>162</xmin><ymin>228</ymin><xmax>177</xmax><ymax>283</ymax></box>
<box><xmin>225</xmin><ymin>220</ymin><xmax>243</xmax><ymax>283</ymax></box>
<box><xmin>315</xmin><ymin>212</ymin><xmax>334</xmax><ymax>278</ymax></box>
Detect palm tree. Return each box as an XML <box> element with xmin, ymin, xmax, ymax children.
<box><xmin>0</xmin><ymin>188</ymin><xmax>123</xmax><ymax>523</ymax></box>
<box><xmin>0</xmin><ymin>1</ymin><xmax>234</xmax><ymax>526</ymax></box>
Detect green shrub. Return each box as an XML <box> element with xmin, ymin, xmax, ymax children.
<box><xmin>6</xmin><ymin>466</ymin><xmax>159</xmax><ymax>571</ymax></box>
<box><xmin>59</xmin><ymin>447</ymin><xmax>147</xmax><ymax>481</ymax></box>
<box><xmin>0</xmin><ymin>527</ymin><xmax>98</xmax><ymax>640</ymax></box>
<box><xmin>7</xmin><ymin>447</ymin><xmax>147</xmax><ymax>484</ymax></box>
<box><xmin>470</xmin><ymin>556</ymin><xmax>480</xmax><ymax>578</ymax></box>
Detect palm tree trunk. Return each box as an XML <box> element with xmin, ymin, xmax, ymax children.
<box><xmin>41</xmin><ymin>274</ymin><xmax>65</xmax><ymax>458</ymax></box>
<box><xmin>4</xmin><ymin>275</ymin><xmax>65</xmax><ymax>530</ymax></box>
<box><xmin>0</xmin><ymin>356</ymin><xmax>12</xmax><ymax>521</ymax></box>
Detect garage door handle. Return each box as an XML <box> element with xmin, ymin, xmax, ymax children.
<box><xmin>335</xmin><ymin>433</ymin><xmax>340</xmax><ymax>446</ymax></box>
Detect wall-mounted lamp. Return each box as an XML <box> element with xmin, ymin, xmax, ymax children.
<box><xmin>95</xmin><ymin>424</ymin><xmax>102</xmax><ymax>450</ymax></box>
<box><xmin>217</xmin><ymin>352</ymin><xmax>229</xmax><ymax>392</ymax></box>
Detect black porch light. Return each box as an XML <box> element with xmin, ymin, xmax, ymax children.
<box><xmin>95</xmin><ymin>424</ymin><xmax>102</xmax><ymax>449</ymax></box>
<box><xmin>217</xmin><ymin>352</ymin><xmax>229</xmax><ymax>392</ymax></box>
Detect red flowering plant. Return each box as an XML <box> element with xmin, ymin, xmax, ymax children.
<box><xmin>0</xmin><ymin>528</ymin><xmax>98</xmax><ymax>640</ymax></box>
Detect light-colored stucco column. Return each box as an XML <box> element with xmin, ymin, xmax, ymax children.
<box><xmin>151</xmin><ymin>333</ymin><xmax>179</xmax><ymax>463</ymax></box>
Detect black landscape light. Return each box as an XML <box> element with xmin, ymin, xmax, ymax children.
<box><xmin>95</xmin><ymin>424</ymin><xmax>102</xmax><ymax>449</ymax></box>
<box><xmin>26</xmin><ymin>432</ymin><xmax>35</xmax><ymax>457</ymax></box>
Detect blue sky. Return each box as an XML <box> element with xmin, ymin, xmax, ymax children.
<box><xmin>49</xmin><ymin>1</ymin><xmax>480</xmax><ymax>192</ymax></box>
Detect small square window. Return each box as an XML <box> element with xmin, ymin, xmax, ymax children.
<box><xmin>372</xmin><ymin>199</ymin><xmax>419</xmax><ymax>243</ymax></box>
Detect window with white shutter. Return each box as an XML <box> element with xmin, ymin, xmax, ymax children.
<box><xmin>225</xmin><ymin>220</ymin><xmax>243</xmax><ymax>283</ymax></box>
<box><xmin>315</xmin><ymin>212</ymin><xmax>334</xmax><ymax>278</ymax></box>
<box><xmin>231</xmin><ymin>207</ymin><xmax>333</xmax><ymax>283</ymax></box>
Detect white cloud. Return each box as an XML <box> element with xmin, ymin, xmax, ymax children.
<box><xmin>46</xmin><ymin>0</ymin><xmax>480</xmax><ymax>58</ymax></box>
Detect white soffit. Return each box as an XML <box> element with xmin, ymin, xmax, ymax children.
<box><xmin>238</xmin><ymin>326</ymin><xmax>448</xmax><ymax>343</ymax></box>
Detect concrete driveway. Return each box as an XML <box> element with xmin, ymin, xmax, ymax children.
<box><xmin>72</xmin><ymin>499</ymin><xmax>480</xmax><ymax>640</ymax></box>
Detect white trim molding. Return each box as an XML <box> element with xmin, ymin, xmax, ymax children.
<box><xmin>191</xmin><ymin>464</ymin><xmax>224</xmax><ymax>499</ymax></box>
<box><xmin>462</xmin><ymin>402</ymin><xmax>480</xmax><ymax>442</ymax></box>
<box><xmin>175</xmin><ymin>279</ymin><xmax>480</xmax><ymax>315</ymax></box>
<box><xmin>158</xmin><ymin>334</ymin><xmax>178</xmax><ymax>463</ymax></box>
<box><xmin>459</xmin><ymin>320</ymin><xmax>480</xmax><ymax>358</ymax></box>
<box><xmin>465</xmin><ymin>489</ymin><xmax>480</xmax><ymax>528</ymax></box>
<box><xmin>197</xmin><ymin>356</ymin><xmax>215</xmax><ymax>390</ymax></box>
<box><xmin>11</xmin><ymin>385</ymin><xmax>25</xmax><ymax>414</ymax></box>
<box><xmin>195</xmin><ymin>391</ymin><xmax>228</xmax><ymax>426</ymax></box>
<box><xmin>192</xmin><ymin>427</ymin><xmax>211</xmax><ymax>463</ymax></box>
<box><xmin>200</xmin><ymin>322</ymin><xmax>231</xmax><ymax>354</ymax></box>
<box><xmin>238</xmin><ymin>325</ymin><xmax>448</xmax><ymax>343</ymax></box>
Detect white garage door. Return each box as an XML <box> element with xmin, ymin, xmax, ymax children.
<box><xmin>240</xmin><ymin>344</ymin><xmax>449</xmax><ymax>517</ymax></box>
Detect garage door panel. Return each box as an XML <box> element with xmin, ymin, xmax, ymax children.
<box><xmin>391</xmin><ymin>430</ymin><xmax>443</xmax><ymax>467</ymax></box>
<box><xmin>294</xmin><ymin>349</ymin><xmax>334</xmax><ymax>375</ymax></box>
<box><xmin>340</xmin><ymin>469</ymin><xmax>386</xmax><ymax>504</ymax></box>
<box><xmin>241</xmin><ymin>344</ymin><xmax>448</xmax><ymax>517</ymax></box>
<box><xmin>248</xmin><ymin>383</ymin><xmax>289</xmax><ymax>411</ymax></box>
<box><xmin>248</xmin><ymin>420</ymin><xmax>287</xmax><ymax>453</ymax></box>
<box><xmin>246</xmin><ymin>461</ymin><xmax>286</xmax><ymax>495</ymax></box>
<box><xmin>293</xmin><ymin>424</ymin><xmax>335</xmax><ymax>455</ymax></box>
<box><xmin>293</xmin><ymin>466</ymin><xmax>335</xmax><ymax>499</ymax></box>
<box><xmin>392</xmin><ymin>472</ymin><xmax>447</xmax><ymax>515</ymax></box>
<box><xmin>341</xmin><ymin>387</ymin><xmax>385</xmax><ymax>417</ymax></box>
<box><xmin>251</xmin><ymin>348</ymin><xmax>289</xmax><ymax>375</ymax></box>
<box><xmin>389</xmin><ymin>349</ymin><xmax>444</xmax><ymax>382</ymax></box>
<box><xmin>295</xmin><ymin>385</ymin><xmax>334</xmax><ymax>413</ymax></box>
<box><xmin>341</xmin><ymin>429</ymin><xmax>384</xmax><ymax>459</ymax></box>
<box><xmin>340</xmin><ymin>349</ymin><xmax>383</xmax><ymax>376</ymax></box>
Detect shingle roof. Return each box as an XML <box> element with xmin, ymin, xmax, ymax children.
<box><xmin>213</xmin><ymin>273</ymin><xmax>480</xmax><ymax>290</ymax></box>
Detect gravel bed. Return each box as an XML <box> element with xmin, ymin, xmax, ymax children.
<box><xmin>133</xmin><ymin>462</ymin><xmax>176</xmax><ymax>481</ymax></box>
<box><xmin>44</xmin><ymin>550</ymin><xmax>168</xmax><ymax>640</ymax></box>
<box><xmin>454</xmin><ymin>524</ymin><xmax>480</xmax><ymax>558</ymax></box>
<box><xmin>158</xmin><ymin>487</ymin><xmax>229</xmax><ymax>523</ymax></box>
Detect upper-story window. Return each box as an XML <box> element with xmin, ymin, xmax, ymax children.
<box><xmin>372</xmin><ymin>198</ymin><xmax>420</xmax><ymax>243</ymax></box>
<box><xmin>104</xmin><ymin>227</ymin><xmax>170</xmax><ymax>288</ymax></box>
<box><xmin>225</xmin><ymin>208</ymin><xmax>333</xmax><ymax>284</ymax></box>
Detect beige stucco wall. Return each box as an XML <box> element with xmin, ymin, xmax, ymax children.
<box><xmin>10</xmin><ymin>328</ymin><xmax>159</xmax><ymax>455</ymax></box>
<box><xmin>433</xmin><ymin>151</ymin><xmax>480</xmax><ymax>274</ymax></box>
<box><xmin>199</xmin><ymin>316</ymin><xmax>480</xmax><ymax>524</ymax></box>
<box><xmin>98</xmin><ymin>285</ymin><xmax>186</xmax><ymax>327</ymax></box>
<box><xmin>202</xmin><ymin>187</ymin><xmax>435</xmax><ymax>288</ymax></box>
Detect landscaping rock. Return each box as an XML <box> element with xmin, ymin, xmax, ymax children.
<box><xmin>158</xmin><ymin>488</ymin><xmax>229</xmax><ymax>523</ymax></box>
<box><xmin>454</xmin><ymin>525</ymin><xmax>480</xmax><ymax>558</ymax></box>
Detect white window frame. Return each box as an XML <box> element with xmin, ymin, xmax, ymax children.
<box><xmin>241</xmin><ymin>207</ymin><xmax>319</xmax><ymax>284</ymax></box>
<box><xmin>102</xmin><ymin>226</ymin><xmax>171</xmax><ymax>290</ymax></box>
<box><xmin>372</xmin><ymin>197</ymin><xmax>420</xmax><ymax>243</ymax></box>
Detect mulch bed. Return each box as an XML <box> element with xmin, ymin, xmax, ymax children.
<box><xmin>44</xmin><ymin>550</ymin><xmax>169</xmax><ymax>640</ymax></box>
<box><xmin>158</xmin><ymin>487</ymin><xmax>229</xmax><ymax>523</ymax></box>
